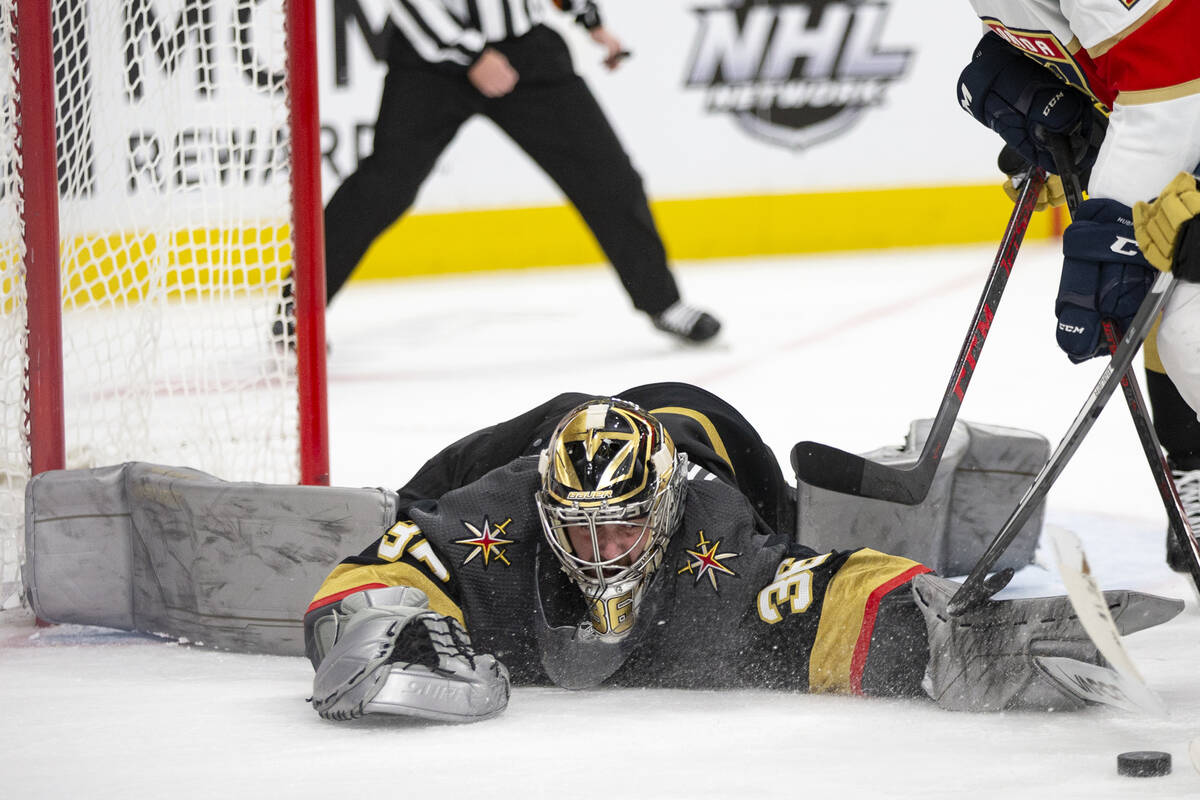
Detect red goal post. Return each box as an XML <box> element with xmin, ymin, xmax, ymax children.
<box><xmin>1</xmin><ymin>0</ymin><xmax>330</xmax><ymax>610</ymax></box>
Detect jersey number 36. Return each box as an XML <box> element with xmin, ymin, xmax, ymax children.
<box><xmin>756</xmin><ymin>553</ymin><xmax>831</xmax><ymax>624</ymax></box>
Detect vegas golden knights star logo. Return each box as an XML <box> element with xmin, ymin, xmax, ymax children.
<box><xmin>684</xmin><ymin>1</ymin><xmax>912</xmax><ymax>150</ymax></box>
<box><xmin>455</xmin><ymin>517</ymin><xmax>515</xmax><ymax>568</ymax></box>
<box><xmin>677</xmin><ymin>530</ymin><xmax>739</xmax><ymax>591</ymax></box>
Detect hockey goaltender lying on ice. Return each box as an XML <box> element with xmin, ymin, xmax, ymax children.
<box><xmin>21</xmin><ymin>386</ymin><xmax>1184</xmax><ymax>723</ymax></box>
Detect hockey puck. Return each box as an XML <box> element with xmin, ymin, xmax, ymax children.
<box><xmin>1117</xmin><ymin>751</ymin><xmax>1171</xmax><ymax>777</ymax></box>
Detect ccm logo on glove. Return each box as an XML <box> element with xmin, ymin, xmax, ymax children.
<box><xmin>1041</xmin><ymin>91</ymin><xmax>1066</xmax><ymax>117</ymax></box>
<box><xmin>1110</xmin><ymin>236</ymin><xmax>1139</xmax><ymax>257</ymax></box>
<box><xmin>1055</xmin><ymin>198</ymin><xmax>1155</xmax><ymax>363</ymax></box>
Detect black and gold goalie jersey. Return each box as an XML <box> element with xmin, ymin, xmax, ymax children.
<box><xmin>305</xmin><ymin>384</ymin><xmax>931</xmax><ymax>696</ymax></box>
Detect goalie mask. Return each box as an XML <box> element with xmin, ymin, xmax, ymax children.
<box><xmin>535</xmin><ymin>399</ymin><xmax>687</xmax><ymax>641</ymax></box>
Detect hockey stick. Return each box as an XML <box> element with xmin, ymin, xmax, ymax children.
<box><xmin>1049</xmin><ymin>137</ymin><xmax>1200</xmax><ymax>593</ymax></box>
<box><xmin>949</xmin><ymin>139</ymin><xmax>1200</xmax><ymax>613</ymax></box>
<box><xmin>1098</xmin><ymin>321</ymin><xmax>1200</xmax><ymax>593</ymax></box>
<box><xmin>1035</xmin><ymin>656</ymin><xmax>1162</xmax><ymax>714</ymax></box>
<box><xmin>1040</xmin><ymin>525</ymin><xmax>1167</xmax><ymax>715</ymax></box>
<box><xmin>791</xmin><ymin>157</ymin><xmax>1047</xmax><ymax>504</ymax></box>
<box><xmin>947</xmin><ymin>270</ymin><xmax>1178</xmax><ymax>614</ymax></box>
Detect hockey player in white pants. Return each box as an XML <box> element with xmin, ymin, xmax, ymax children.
<box><xmin>954</xmin><ymin>0</ymin><xmax>1200</xmax><ymax>571</ymax></box>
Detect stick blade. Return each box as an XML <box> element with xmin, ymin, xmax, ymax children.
<box><xmin>860</xmin><ymin>458</ymin><xmax>933</xmax><ymax>505</ymax></box>
<box><xmin>791</xmin><ymin>441</ymin><xmax>932</xmax><ymax>504</ymax></box>
<box><xmin>791</xmin><ymin>440</ymin><xmax>866</xmax><ymax>496</ymax></box>
<box><xmin>1034</xmin><ymin>656</ymin><xmax>1165</xmax><ymax>715</ymax></box>
<box><xmin>1046</xmin><ymin>525</ymin><xmax>1170</xmax><ymax>717</ymax></box>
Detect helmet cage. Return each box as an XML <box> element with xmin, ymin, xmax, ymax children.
<box><xmin>537</xmin><ymin>458</ymin><xmax>684</xmax><ymax>597</ymax></box>
<box><xmin>535</xmin><ymin>399</ymin><xmax>687</xmax><ymax>636</ymax></box>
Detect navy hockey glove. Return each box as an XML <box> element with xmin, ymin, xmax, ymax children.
<box><xmin>958</xmin><ymin>33</ymin><xmax>1105</xmax><ymax>179</ymax></box>
<box><xmin>1056</xmin><ymin>198</ymin><xmax>1156</xmax><ymax>363</ymax></box>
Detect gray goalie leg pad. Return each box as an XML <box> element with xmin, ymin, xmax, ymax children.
<box><xmin>25</xmin><ymin>462</ymin><xmax>400</xmax><ymax>656</ymax></box>
<box><xmin>311</xmin><ymin>587</ymin><xmax>510</xmax><ymax>723</ymax></box>
<box><xmin>912</xmin><ymin>574</ymin><xmax>1183</xmax><ymax>712</ymax></box>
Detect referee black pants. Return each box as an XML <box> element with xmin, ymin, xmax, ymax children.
<box><xmin>323</xmin><ymin>25</ymin><xmax>681</xmax><ymax>315</ymax></box>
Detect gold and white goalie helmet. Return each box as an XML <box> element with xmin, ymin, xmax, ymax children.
<box><xmin>535</xmin><ymin>398</ymin><xmax>687</xmax><ymax>640</ymax></box>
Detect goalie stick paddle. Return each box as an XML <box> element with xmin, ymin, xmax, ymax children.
<box><xmin>791</xmin><ymin>158</ymin><xmax>1047</xmax><ymax>504</ymax></box>
<box><xmin>1042</xmin><ymin>525</ymin><xmax>1168</xmax><ymax>716</ymax></box>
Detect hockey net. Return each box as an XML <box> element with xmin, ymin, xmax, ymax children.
<box><xmin>0</xmin><ymin>1</ymin><xmax>328</xmax><ymax>612</ymax></box>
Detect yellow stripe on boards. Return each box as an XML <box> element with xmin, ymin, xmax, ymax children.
<box><xmin>354</xmin><ymin>183</ymin><xmax>1064</xmax><ymax>279</ymax></box>
<box><xmin>0</xmin><ymin>184</ymin><xmax>1062</xmax><ymax>312</ymax></box>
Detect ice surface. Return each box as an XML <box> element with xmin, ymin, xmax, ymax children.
<box><xmin>2</xmin><ymin>243</ymin><xmax>1198</xmax><ymax>798</ymax></box>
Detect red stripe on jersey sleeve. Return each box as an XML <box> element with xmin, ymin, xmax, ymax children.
<box><xmin>1071</xmin><ymin>47</ymin><xmax>1115</xmax><ymax>110</ymax></box>
<box><xmin>1092</xmin><ymin>1</ymin><xmax>1200</xmax><ymax>94</ymax></box>
<box><xmin>848</xmin><ymin>564</ymin><xmax>932</xmax><ymax>695</ymax></box>
<box><xmin>305</xmin><ymin>583</ymin><xmax>388</xmax><ymax>615</ymax></box>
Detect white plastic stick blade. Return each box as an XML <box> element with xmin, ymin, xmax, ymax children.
<box><xmin>1045</xmin><ymin>525</ymin><xmax>1168</xmax><ymax>716</ymax></box>
<box><xmin>1190</xmin><ymin>738</ymin><xmax>1200</xmax><ymax>776</ymax></box>
<box><xmin>1034</xmin><ymin>656</ymin><xmax>1166</xmax><ymax>716</ymax></box>
<box><xmin>1047</xmin><ymin>526</ymin><xmax>1147</xmax><ymax>680</ymax></box>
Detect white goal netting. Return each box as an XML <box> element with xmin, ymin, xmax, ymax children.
<box><xmin>0</xmin><ymin>0</ymin><xmax>311</xmax><ymax>610</ymax></box>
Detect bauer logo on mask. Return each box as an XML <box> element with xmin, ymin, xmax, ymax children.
<box><xmin>684</xmin><ymin>0</ymin><xmax>912</xmax><ymax>150</ymax></box>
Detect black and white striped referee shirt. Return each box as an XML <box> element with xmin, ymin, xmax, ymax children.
<box><xmin>392</xmin><ymin>0</ymin><xmax>602</xmax><ymax>67</ymax></box>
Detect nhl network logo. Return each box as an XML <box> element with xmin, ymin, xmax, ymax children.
<box><xmin>684</xmin><ymin>0</ymin><xmax>912</xmax><ymax>150</ymax></box>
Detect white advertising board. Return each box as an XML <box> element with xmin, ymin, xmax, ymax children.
<box><xmin>317</xmin><ymin>0</ymin><xmax>1001</xmax><ymax>213</ymax></box>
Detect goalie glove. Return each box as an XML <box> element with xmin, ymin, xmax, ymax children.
<box><xmin>912</xmin><ymin>574</ymin><xmax>1182</xmax><ymax>712</ymax></box>
<box><xmin>310</xmin><ymin>586</ymin><xmax>510</xmax><ymax>723</ymax></box>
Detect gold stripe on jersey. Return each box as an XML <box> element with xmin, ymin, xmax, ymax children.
<box><xmin>309</xmin><ymin>562</ymin><xmax>465</xmax><ymax>624</ymax></box>
<box><xmin>808</xmin><ymin>549</ymin><xmax>927</xmax><ymax>694</ymax></box>
<box><xmin>1087</xmin><ymin>0</ymin><xmax>1172</xmax><ymax>59</ymax></box>
<box><xmin>649</xmin><ymin>406</ymin><xmax>735</xmax><ymax>475</ymax></box>
<box><xmin>1116</xmin><ymin>75</ymin><xmax>1200</xmax><ymax>106</ymax></box>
